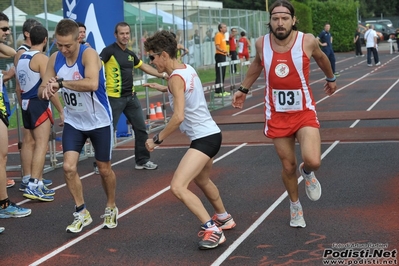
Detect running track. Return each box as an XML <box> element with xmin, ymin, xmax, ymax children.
<box><xmin>2</xmin><ymin>43</ymin><xmax>398</xmax><ymax>266</ymax></box>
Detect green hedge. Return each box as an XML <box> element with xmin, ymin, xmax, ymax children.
<box><xmin>293</xmin><ymin>0</ymin><xmax>359</xmax><ymax>52</ymax></box>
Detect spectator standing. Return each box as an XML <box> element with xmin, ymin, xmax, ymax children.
<box><xmin>143</xmin><ymin>30</ymin><xmax>235</xmax><ymax>250</ymax></box>
<box><xmin>193</xmin><ymin>29</ymin><xmax>200</xmax><ymax>44</ymax></box>
<box><xmin>0</xmin><ymin>11</ymin><xmax>32</xmax><ymax>234</ymax></box>
<box><xmin>229</xmin><ymin>28</ymin><xmax>238</xmax><ymax>73</ymax></box>
<box><xmin>317</xmin><ymin>23</ymin><xmax>339</xmax><ymax>76</ymax></box>
<box><xmin>203</xmin><ymin>30</ymin><xmax>213</xmax><ymax>42</ymax></box>
<box><xmin>100</xmin><ymin>22</ymin><xmax>164</xmax><ymax>170</ymax></box>
<box><xmin>232</xmin><ymin>0</ymin><xmax>337</xmax><ymax>228</ymax></box>
<box><xmin>16</xmin><ymin>25</ymin><xmax>64</xmax><ymax>202</ymax></box>
<box><xmin>395</xmin><ymin>28</ymin><xmax>399</xmax><ymax>52</ymax></box>
<box><xmin>365</xmin><ymin>24</ymin><xmax>380</xmax><ymax>67</ymax></box>
<box><xmin>77</xmin><ymin>22</ymin><xmax>90</xmax><ymax>47</ymax></box>
<box><xmin>353</xmin><ymin>27</ymin><xmax>363</xmax><ymax>57</ymax></box>
<box><xmin>39</xmin><ymin>19</ymin><xmax>119</xmax><ymax>233</ymax></box>
<box><xmin>12</xmin><ymin>19</ymin><xmax>54</xmax><ymax>192</ymax></box>
<box><xmin>214</xmin><ymin>23</ymin><xmax>230</xmax><ymax>97</ymax></box>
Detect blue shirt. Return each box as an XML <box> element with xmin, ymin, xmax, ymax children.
<box><xmin>318</xmin><ymin>30</ymin><xmax>333</xmax><ymax>51</ymax></box>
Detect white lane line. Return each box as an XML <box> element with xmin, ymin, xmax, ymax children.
<box><xmin>29</xmin><ymin>143</ymin><xmax>248</xmax><ymax>266</ymax></box>
<box><xmin>211</xmin><ymin>140</ymin><xmax>340</xmax><ymax>266</ymax></box>
<box><xmin>212</xmin><ymin>74</ymin><xmax>399</xmax><ymax>266</ymax></box>
<box><xmin>16</xmin><ymin>155</ymin><xmax>135</xmax><ymax>206</ymax></box>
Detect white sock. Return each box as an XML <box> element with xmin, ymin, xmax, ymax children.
<box><xmin>206</xmin><ymin>224</ymin><xmax>219</xmax><ymax>232</ymax></box>
<box><xmin>290</xmin><ymin>199</ymin><xmax>301</xmax><ymax>207</ymax></box>
<box><xmin>216</xmin><ymin>212</ymin><xmax>228</xmax><ymax>220</ymax></box>
<box><xmin>28</xmin><ymin>178</ymin><xmax>39</xmax><ymax>190</ymax></box>
<box><xmin>38</xmin><ymin>180</ymin><xmax>44</xmax><ymax>189</ymax></box>
<box><xmin>22</xmin><ymin>175</ymin><xmax>31</xmax><ymax>183</ymax></box>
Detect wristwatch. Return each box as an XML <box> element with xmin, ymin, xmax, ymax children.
<box><xmin>56</xmin><ymin>78</ymin><xmax>64</xmax><ymax>88</ymax></box>
<box><xmin>153</xmin><ymin>133</ymin><xmax>163</xmax><ymax>144</ymax></box>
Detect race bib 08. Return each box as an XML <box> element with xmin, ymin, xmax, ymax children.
<box><xmin>272</xmin><ymin>89</ymin><xmax>303</xmax><ymax>112</ymax></box>
<box><xmin>62</xmin><ymin>91</ymin><xmax>86</xmax><ymax>112</ymax></box>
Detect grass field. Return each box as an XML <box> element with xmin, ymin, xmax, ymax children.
<box><xmin>6</xmin><ymin>66</ymin><xmax>231</xmax><ymax>129</ymax></box>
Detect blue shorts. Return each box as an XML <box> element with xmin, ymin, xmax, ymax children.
<box><xmin>190</xmin><ymin>132</ymin><xmax>222</xmax><ymax>158</ymax></box>
<box><xmin>22</xmin><ymin>98</ymin><xmax>53</xmax><ymax>129</ymax></box>
<box><xmin>62</xmin><ymin>123</ymin><xmax>113</xmax><ymax>162</ymax></box>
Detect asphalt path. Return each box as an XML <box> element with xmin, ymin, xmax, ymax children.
<box><xmin>2</xmin><ymin>43</ymin><xmax>398</xmax><ymax>266</ymax></box>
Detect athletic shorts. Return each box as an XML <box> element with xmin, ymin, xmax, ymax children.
<box><xmin>62</xmin><ymin>123</ymin><xmax>113</xmax><ymax>162</ymax></box>
<box><xmin>265</xmin><ymin>109</ymin><xmax>320</xmax><ymax>139</ymax></box>
<box><xmin>0</xmin><ymin>112</ymin><xmax>8</xmax><ymax>127</ymax></box>
<box><xmin>238</xmin><ymin>52</ymin><xmax>249</xmax><ymax>60</ymax></box>
<box><xmin>22</xmin><ymin>98</ymin><xmax>53</xmax><ymax>130</ymax></box>
<box><xmin>190</xmin><ymin>132</ymin><xmax>222</xmax><ymax>158</ymax></box>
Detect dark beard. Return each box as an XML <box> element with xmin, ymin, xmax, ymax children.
<box><xmin>271</xmin><ymin>27</ymin><xmax>293</xmax><ymax>41</ymax></box>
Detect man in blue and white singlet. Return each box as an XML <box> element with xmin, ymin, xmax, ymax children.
<box><xmin>39</xmin><ymin>19</ymin><xmax>118</xmax><ymax>234</ymax></box>
<box><xmin>143</xmin><ymin>31</ymin><xmax>236</xmax><ymax>250</ymax></box>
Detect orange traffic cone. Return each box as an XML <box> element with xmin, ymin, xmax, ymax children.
<box><xmin>155</xmin><ymin>102</ymin><xmax>164</xmax><ymax>119</ymax></box>
<box><xmin>149</xmin><ymin>103</ymin><xmax>156</xmax><ymax>120</ymax></box>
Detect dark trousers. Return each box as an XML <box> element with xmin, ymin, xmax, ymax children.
<box><xmin>215</xmin><ymin>53</ymin><xmax>226</xmax><ymax>93</ymax></box>
<box><xmin>355</xmin><ymin>41</ymin><xmax>362</xmax><ymax>56</ymax></box>
<box><xmin>367</xmin><ymin>47</ymin><xmax>379</xmax><ymax>64</ymax></box>
<box><xmin>230</xmin><ymin>51</ymin><xmax>238</xmax><ymax>73</ymax></box>
<box><xmin>108</xmin><ymin>94</ymin><xmax>150</xmax><ymax>164</ymax></box>
<box><xmin>322</xmin><ymin>48</ymin><xmax>336</xmax><ymax>73</ymax></box>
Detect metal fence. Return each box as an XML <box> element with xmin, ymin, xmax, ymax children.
<box><xmin>1</xmin><ymin>1</ymin><xmax>269</xmax><ymax>91</ymax></box>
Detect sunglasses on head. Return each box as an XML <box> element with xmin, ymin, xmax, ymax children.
<box><xmin>148</xmin><ymin>52</ymin><xmax>161</xmax><ymax>61</ymax></box>
<box><xmin>0</xmin><ymin>27</ymin><xmax>10</xmax><ymax>32</ymax></box>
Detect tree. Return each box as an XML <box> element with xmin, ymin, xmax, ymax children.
<box><xmin>0</xmin><ymin>0</ymin><xmax>62</xmax><ymax>16</ymax></box>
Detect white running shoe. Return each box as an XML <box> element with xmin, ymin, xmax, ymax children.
<box><xmin>299</xmin><ymin>163</ymin><xmax>322</xmax><ymax>201</ymax></box>
<box><xmin>290</xmin><ymin>204</ymin><xmax>306</xmax><ymax>228</ymax></box>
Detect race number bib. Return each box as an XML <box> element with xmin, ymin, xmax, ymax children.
<box><xmin>272</xmin><ymin>89</ymin><xmax>303</xmax><ymax>112</ymax></box>
<box><xmin>62</xmin><ymin>91</ymin><xmax>86</xmax><ymax>112</ymax></box>
<box><xmin>238</xmin><ymin>42</ymin><xmax>244</xmax><ymax>53</ymax></box>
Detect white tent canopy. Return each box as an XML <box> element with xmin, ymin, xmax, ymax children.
<box><xmin>2</xmin><ymin>6</ymin><xmax>27</xmax><ymax>27</ymax></box>
<box><xmin>147</xmin><ymin>7</ymin><xmax>192</xmax><ymax>30</ymax></box>
<box><xmin>35</xmin><ymin>12</ymin><xmax>63</xmax><ymax>24</ymax></box>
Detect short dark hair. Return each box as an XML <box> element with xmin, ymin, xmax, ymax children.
<box><xmin>22</xmin><ymin>19</ymin><xmax>42</xmax><ymax>40</ymax></box>
<box><xmin>240</xmin><ymin>31</ymin><xmax>246</xmax><ymax>37</ymax></box>
<box><xmin>55</xmin><ymin>19</ymin><xmax>79</xmax><ymax>40</ymax></box>
<box><xmin>30</xmin><ymin>25</ymin><xmax>48</xmax><ymax>46</ymax></box>
<box><xmin>144</xmin><ymin>30</ymin><xmax>177</xmax><ymax>59</ymax></box>
<box><xmin>0</xmin><ymin>12</ymin><xmax>9</xmax><ymax>22</ymax></box>
<box><xmin>76</xmin><ymin>22</ymin><xmax>86</xmax><ymax>30</ymax></box>
<box><xmin>114</xmin><ymin>22</ymin><xmax>130</xmax><ymax>34</ymax></box>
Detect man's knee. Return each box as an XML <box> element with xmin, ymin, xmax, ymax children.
<box><xmin>63</xmin><ymin>161</ymin><xmax>78</xmax><ymax>176</ymax></box>
<box><xmin>304</xmin><ymin>158</ymin><xmax>321</xmax><ymax>171</ymax></box>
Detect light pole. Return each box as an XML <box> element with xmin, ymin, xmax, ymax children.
<box><xmin>266</xmin><ymin>0</ymin><xmax>269</xmax><ymax>12</ymax></box>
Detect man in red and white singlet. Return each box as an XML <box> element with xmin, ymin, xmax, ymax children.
<box><xmin>232</xmin><ymin>0</ymin><xmax>337</xmax><ymax>228</ymax></box>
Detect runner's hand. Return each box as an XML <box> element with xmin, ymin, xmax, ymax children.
<box><xmin>145</xmin><ymin>138</ymin><xmax>157</xmax><ymax>152</ymax></box>
<box><xmin>232</xmin><ymin>91</ymin><xmax>247</xmax><ymax>109</ymax></box>
<box><xmin>324</xmin><ymin>81</ymin><xmax>336</xmax><ymax>96</ymax></box>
